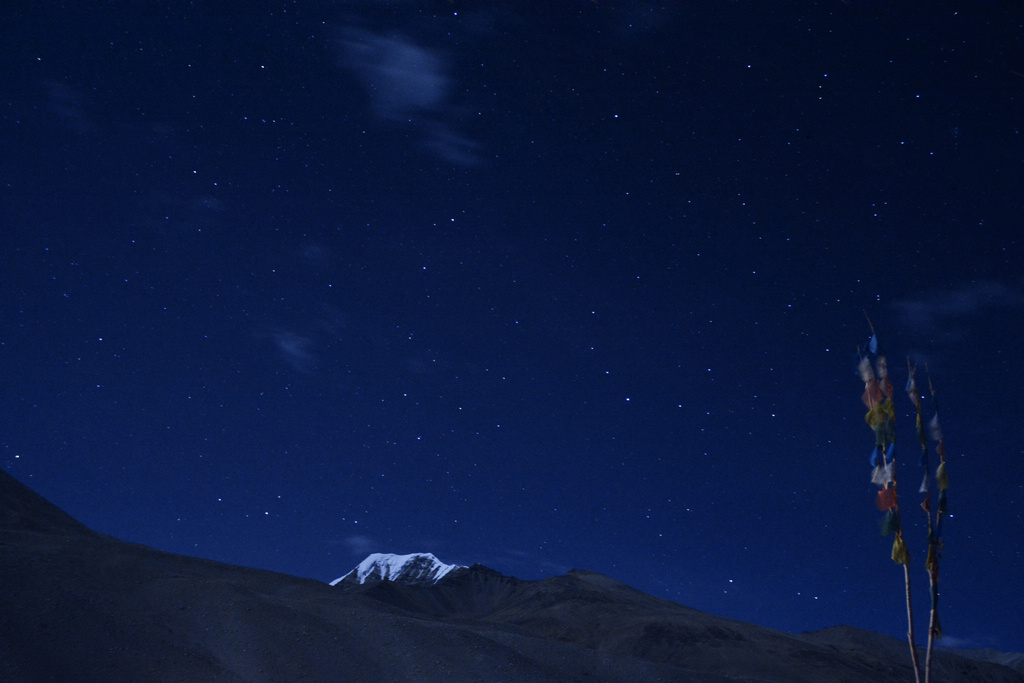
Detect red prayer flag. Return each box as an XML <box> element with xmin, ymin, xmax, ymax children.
<box><xmin>876</xmin><ymin>487</ymin><xmax>897</xmax><ymax>511</ymax></box>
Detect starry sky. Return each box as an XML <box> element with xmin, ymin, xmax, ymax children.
<box><xmin>3</xmin><ymin>0</ymin><xmax>1023</xmax><ymax>653</ymax></box>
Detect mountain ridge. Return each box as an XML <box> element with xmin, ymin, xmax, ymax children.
<box><xmin>2</xmin><ymin>469</ymin><xmax>1021</xmax><ymax>682</ymax></box>
<box><xmin>330</xmin><ymin>551</ymin><xmax>467</xmax><ymax>587</ymax></box>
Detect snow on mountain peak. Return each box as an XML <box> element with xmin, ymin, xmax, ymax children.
<box><xmin>330</xmin><ymin>552</ymin><xmax>466</xmax><ymax>587</ymax></box>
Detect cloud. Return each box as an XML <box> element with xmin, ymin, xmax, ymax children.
<box><xmin>892</xmin><ymin>280</ymin><xmax>1024</xmax><ymax>334</ymax></box>
<box><xmin>341</xmin><ymin>30</ymin><xmax>450</xmax><ymax>119</ymax></box>
<box><xmin>343</xmin><ymin>534</ymin><xmax>379</xmax><ymax>557</ymax></box>
<box><xmin>336</xmin><ymin>28</ymin><xmax>480</xmax><ymax>166</ymax></box>
<box><xmin>273</xmin><ymin>331</ymin><xmax>317</xmax><ymax>373</ymax></box>
<box><xmin>420</xmin><ymin>124</ymin><xmax>481</xmax><ymax>167</ymax></box>
<box><xmin>934</xmin><ymin>634</ymin><xmax>978</xmax><ymax>649</ymax></box>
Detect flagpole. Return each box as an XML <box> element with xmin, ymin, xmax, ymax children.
<box><xmin>923</xmin><ymin>371</ymin><xmax>947</xmax><ymax>683</ymax></box>
<box><xmin>858</xmin><ymin>323</ymin><xmax>921</xmax><ymax>682</ymax></box>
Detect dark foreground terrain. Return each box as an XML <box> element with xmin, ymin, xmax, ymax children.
<box><xmin>2</xmin><ymin>470</ymin><xmax>1020</xmax><ymax>682</ymax></box>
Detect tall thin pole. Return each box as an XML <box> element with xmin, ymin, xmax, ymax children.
<box><xmin>858</xmin><ymin>321</ymin><xmax>920</xmax><ymax>682</ymax></box>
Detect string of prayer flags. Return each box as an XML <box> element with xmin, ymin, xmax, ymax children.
<box><xmin>906</xmin><ymin>366</ymin><xmax>929</xmax><ymax>462</ymax></box>
<box><xmin>857</xmin><ymin>318</ymin><xmax>956</xmax><ymax>681</ymax></box>
<box><xmin>927</xmin><ymin>377</ymin><xmax>949</xmax><ymax>523</ymax></box>
<box><xmin>857</xmin><ymin>317</ymin><xmax>923</xmax><ymax>680</ymax></box>
<box><xmin>923</xmin><ymin>370</ymin><xmax>949</xmax><ymax>661</ymax></box>
<box><xmin>858</xmin><ymin>324</ymin><xmax>899</xmax><ymax>535</ymax></box>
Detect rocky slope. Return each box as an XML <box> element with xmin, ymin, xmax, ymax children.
<box><xmin>2</xmin><ymin>470</ymin><xmax>1020</xmax><ymax>682</ymax></box>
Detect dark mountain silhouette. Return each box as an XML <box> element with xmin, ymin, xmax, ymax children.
<box><xmin>1</xmin><ymin>469</ymin><xmax>1020</xmax><ymax>682</ymax></box>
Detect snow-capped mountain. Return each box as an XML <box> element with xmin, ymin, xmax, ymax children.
<box><xmin>6</xmin><ymin>469</ymin><xmax>1022</xmax><ymax>683</ymax></box>
<box><xmin>330</xmin><ymin>552</ymin><xmax>466</xmax><ymax>587</ymax></box>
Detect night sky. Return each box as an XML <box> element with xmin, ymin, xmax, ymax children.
<box><xmin>3</xmin><ymin>1</ymin><xmax>1023</xmax><ymax>652</ymax></box>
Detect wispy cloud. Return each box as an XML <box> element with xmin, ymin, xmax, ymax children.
<box><xmin>341</xmin><ymin>30</ymin><xmax>449</xmax><ymax>118</ymax></box>
<box><xmin>336</xmin><ymin>27</ymin><xmax>480</xmax><ymax>166</ymax></box>
<box><xmin>892</xmin><ymin>280</ymin><xmax>1024</xmax><ymax>334</ymax></box>
<box><xmin>935</xmin><ymin>634</ymin><xmax>979</xmax><ymax>649</ymax></box>
<box><xmin>343</xmin><ymin>534</ymin><xmax>379</xmax><ymax>557</ymax></box>
<box><xmin>273</xmin><ymin>331</ymin><xmax>317</xmax><ymax>373</ymax></box>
